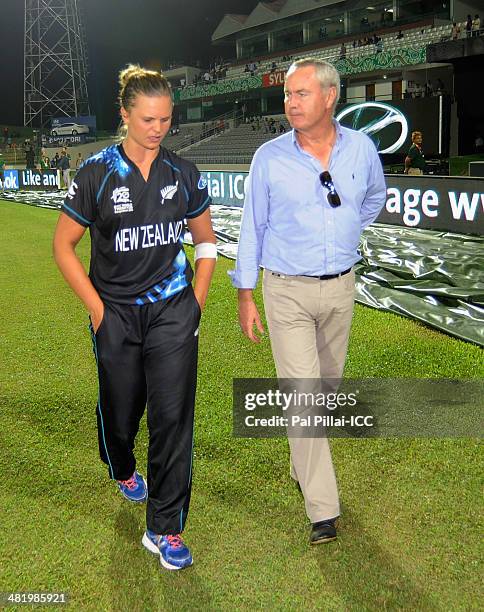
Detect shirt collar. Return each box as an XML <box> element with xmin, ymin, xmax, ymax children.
<box><xmin>291</xmin><ymin>118</ymin><xmax>343</xmax><ymax>153</ymax></box>
<box><xmin>118</xmin><ymin>142</ymin><xmax>163</xmax><ymax>170</ymax></box>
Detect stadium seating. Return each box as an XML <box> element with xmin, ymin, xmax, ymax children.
<box><xmin>162</xmin><ymin>124</ymin><xmax>203</xmax><ymax>151</ymax></box>
<box><xmin>0</xmin><ymin>145</ymin><xmax>25</xmax><ymax>165</ymax></box>
<box><xmin>187</xmin><ymin>22</ymin><xmax>463</xmax><ymax>91</ymax></box>
<box><xmin>177</xmin><ymin>20</ymin><xmax>471</xmax><ymax>165</ymax></box>
<box><xmin>182</xmin><ymin>120</ymin><xmax>290</xmax><ymax>165</ymax></box>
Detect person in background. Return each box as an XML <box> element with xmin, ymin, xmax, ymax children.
<box><xmin>451</xmin><ymin>22</ymin><xmax>461</xmax><ymax>40</ymax></box>
<box><xmin>40</xmin><ymin>155</ymin><xmax>50</xmax><ymax>171</ymax></box>
<box><xmin>61</xmin><ymin>146</ymin><xmax>71</xmax><ymax>162</ymax></box>
<box><xmin>51</xmin><ymin>152</ymin><xmax>59</xmax><ymax>169</ymax></box>
<box><xmin>405</xmin><ymin>131</ymin><xmax>425</xmax><ymax>175</ymax></box>
<box><xmin>57</xmin><ymin>150</ymin><xmax>71</xmax><ymax>189</ymax></box>
<box><xmin>472</xmin><ymin>14</ymin><xmax>480</xmax><ymax>36</ymax></box>
<box><xmin>25</xmin><ymin>140</ymin><xmax>36</xmax><ymax>169</ymax></box>
<box><xmin>75</xmin><ymin>152</ymin><xmax>84</xmax><ymax>169</ymax></box>
<box><xmin>435</xmin><ymin>78</ymin><xmax>444</xmax><ymax>94</ymax></box>
<box><xmin>465</xmin><ymin>15</ymin><xmax>473</xmax><ymax>37</ymax></box>
<box><xmin>474</xmin><ymin>134</ymin><xmax>483</xmax><ymax>154</ymax></box>
<box><xmin>0</xmin><ymin>154</ymin><xmax>5</xmax><ymax>191</ymax></box>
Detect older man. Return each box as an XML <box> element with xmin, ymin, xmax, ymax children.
<box><xmin>232</xmin><ymin>59</ymin><xmax>386</xmax><ymax>544</ymax></box>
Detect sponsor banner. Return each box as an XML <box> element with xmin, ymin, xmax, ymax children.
<box><xmin>381</xmin><ymin>175</ymin><xmax>483</xmax><ymax>234</ymax></box>
<box><xmin>19</xmin><ymin>169</ymin><xmax>60</xmax><ymax>190</ymax></box>
<box><xmin>1</xmin><ymin>169</ymin><xmax>60</xmax><ymax>191</ymax></box>
<box><xmin>46</xmin><ymin>134</ymin><xmax>90</xmax><ymax>146</ymax></box>
<box><xmin>243</xmin><ymin>90</ymin><xmax>447</xmax><ymax>156</ymax></box>
<box><xmin>2</xmin><ymin>169</ymin><xmax>20</xmax><ymax>190</ymax></box>
<box><xmin>262</xmin><ymin>71</ymin><xmax>286</xmax><ymax>88</ymax></box>
<box><xmin>335</xmin><ymin>97</ymin><xmax>449</xmax><ymax>157</ymax></box>
<box><xmin>202</xmin><ymin>171</ymin><xmax>248</xmax><ymax>205</ymax></box>
<box><xmin>201</xmin><ymin>171</ymin><xmax>484</xmax><ymax>235</ymax></box>
<box><xmin>51</xmin><ymin>115</ymin><xmax>97</xmax><ymax>131</ymax></box>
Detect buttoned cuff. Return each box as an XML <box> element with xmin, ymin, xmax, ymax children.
<box><xmin>228</xmin><ymin>268</ymin><xmax>259</xmax><ymax>289</ymax></box>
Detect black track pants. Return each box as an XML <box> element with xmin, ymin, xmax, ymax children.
<box><xmin>90</xmin><ymin>284</ymin><xmax>201</xmax><ymax>535</ymax></box>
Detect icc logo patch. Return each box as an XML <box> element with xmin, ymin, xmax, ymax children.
<box><xmin>111</xmin><ymin>186</ymin><xmax>133</xmax><ymax>213</ymax></box>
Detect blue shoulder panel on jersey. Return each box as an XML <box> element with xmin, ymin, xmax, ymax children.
<box><xmin>96</xmin><ymin>168</ymin><xmax>115</xmax><ymax>203</ymax></box>
<box><xmin>62</xmin><ymin>203</ymin><xmax>92</xmax><ymax>226</ymax></box>
<box><xmin>83</xmin><ymin>145</ymin><xmax>132</xmax><ymax>204</ymax></box>
<box><xmin>186</xmin><ymin>195</ymin><xmax>210</xmax><ymax>219</ymax></box>
<box><xmin>162</xmin><ymin>159</ymin><xmax>181</xmax><ymax>173</ymax></box>
<box><xmin>85</xmin><ymin>145</ymin><xmax>131</xmax><ymax>178</ymax></box>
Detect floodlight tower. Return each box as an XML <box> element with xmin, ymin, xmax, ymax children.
<box><xmin>24</xmin><ymin>0</ymin><xmax>90</xmax><ymax>127</ymax></box>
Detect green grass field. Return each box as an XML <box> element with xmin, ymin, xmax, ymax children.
<box><xmin>0</xmin><ymin>200</ymin><xmax>482</xmax><ymax>611</ymax></box>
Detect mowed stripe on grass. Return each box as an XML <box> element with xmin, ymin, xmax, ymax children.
<box><xmin>1</xmin><ymin>201</ymin><xmax>482</xmax><ymax>611</ymax></box>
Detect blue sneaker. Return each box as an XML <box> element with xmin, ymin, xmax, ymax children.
<box><xmin>142</xmin><ymin>530</ymin><xmax>193</xmax><ymax>570</ymax></box>
<box><xmin>116</xmin><ymin>471</ymin><xmax>147</xmax><ymax>502</ymax></box>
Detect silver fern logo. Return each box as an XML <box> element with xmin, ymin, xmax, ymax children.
<box><xmin>160</xmin><ymin>180</ymin><xmax>178</xmax><ymax>205</ymax></box>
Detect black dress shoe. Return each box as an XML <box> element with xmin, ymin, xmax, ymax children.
<box><xmin>310</xmin><ymin>518</ymin><xmax>337</xmax><ymax>544</ymax></box>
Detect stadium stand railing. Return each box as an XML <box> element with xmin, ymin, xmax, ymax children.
<box><xmin>165</xmin><ymin>109</ymin><xmax>238</xmax><ymax>153</ymax></box>
<box><xmin>175</xmin><ymin>20</ymin><xmax>482</xmax><ymax>102</ymax></box>
<box><xmin>222</xmin><ymin>23</ymin><xmax>452</xmax><ymax>79</ymax></box>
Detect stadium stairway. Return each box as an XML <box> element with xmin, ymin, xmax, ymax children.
<box><xmin>179</xmin><ymin>119</ymin><xmax>290</xmax><ymax>165</ymax></box>
<box><xmin>163</xmin><ymin>124</ymin><xmax>203</xmax><ymax>152</ymax></box>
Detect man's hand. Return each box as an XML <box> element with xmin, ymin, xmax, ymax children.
<box><xmin>238</xmin><ymin>289</ymin><xmax>265</xmax><ymax>343</ymax></box>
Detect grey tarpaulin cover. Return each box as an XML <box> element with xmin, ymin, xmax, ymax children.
<box><xmin>202</xmin><ymin>206</ymin><xmax>484</xmax><ymax>347</ymax></box>
<box><xmin>3</xmin><ymin>194</ymin><xmax>483</xmax><ymax>346</ymax></box>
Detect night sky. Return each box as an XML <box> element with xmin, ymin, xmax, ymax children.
<box><xmin>0</xmin><ymin>0</ymin><xmax>260</xmax><ymax>129</ymax></box>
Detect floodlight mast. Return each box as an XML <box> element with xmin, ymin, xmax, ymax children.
<box><xmin>24</xmin><ymin>0</ymin><xmax>90</xmax><ymax>128</ymax></box>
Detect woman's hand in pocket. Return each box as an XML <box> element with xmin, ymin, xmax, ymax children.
<box><xmin>90</xmin><ymin>302</ymin><xmax>105</xmax><ymax>333</ymax></box>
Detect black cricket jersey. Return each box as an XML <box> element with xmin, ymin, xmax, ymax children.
<box><xmin>61</xmin><ymin>144</ymin><xmax>211</xmax><ymax>305</ymax></box>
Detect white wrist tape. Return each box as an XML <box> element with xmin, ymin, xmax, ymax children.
<box><xmin>194</xmin><ymin>242</ymin><xmax>217</xmax><ymax>261</ymax></box>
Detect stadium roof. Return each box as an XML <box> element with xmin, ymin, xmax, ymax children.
<box><xmin>212</xmin><ymin>0</ymin><xmax>345</xmax><ymax>41</ymax></box>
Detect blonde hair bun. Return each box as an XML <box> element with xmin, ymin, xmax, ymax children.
<box><xmin>118</xmin><ymin>64</ymin><xmax>172</xmax><ymax>111</ymax></box>
<box><xmin>119</xmin><ymin>64</ymin><xmax>146</xmax><ymax>89</ymax></box>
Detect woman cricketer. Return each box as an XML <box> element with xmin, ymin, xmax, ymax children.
<box><xmin>53</xmin><ymin>65</ymin><xmax>217</xmax><ymax>570</ymax></box>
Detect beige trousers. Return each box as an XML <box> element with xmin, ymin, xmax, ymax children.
<box><xmin>262</xmin><ymin>269</ymin><xmax>356</xmax><ymax>522</ymax></box>
<box><xmin>62</xmin><ymin>169</ymin><xmax>71</xmax><ymax>189</ymax></box>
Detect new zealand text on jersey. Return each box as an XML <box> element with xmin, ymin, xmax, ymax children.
<box><xmin>115</xmin><ymin>221</ymin><xmax>184</xmax><ymax>252</ymax></box>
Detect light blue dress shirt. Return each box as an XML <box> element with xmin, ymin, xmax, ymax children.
<box><xmin>231</xmin><ymin>120</ymin><xmax>387</xmax><ymax>289</ymax></box>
